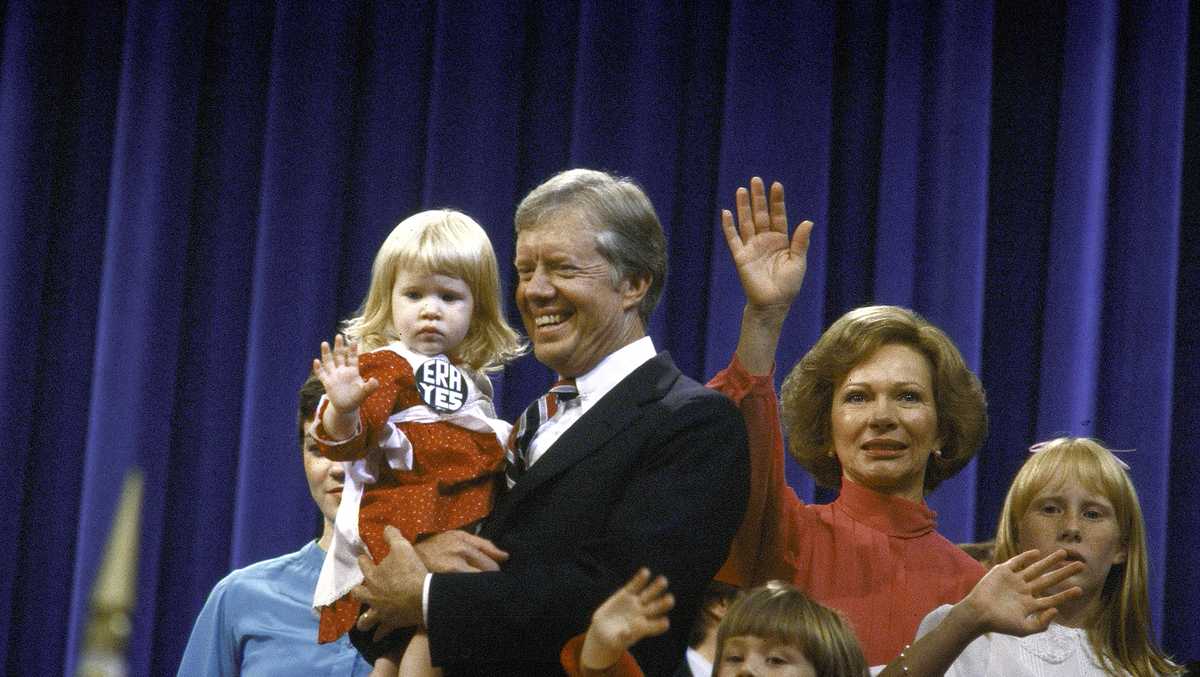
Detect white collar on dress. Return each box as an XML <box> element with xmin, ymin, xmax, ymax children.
<box><xmin>1017</xmin><ymin>622</ymin><xmax>1088</xmax><ymax>664</ymax></box>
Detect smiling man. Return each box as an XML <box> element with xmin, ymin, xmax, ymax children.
<box><xmin>351</xmin><ymin>169</ymin><xmax>750</xmax><ymax>676</ymax></box>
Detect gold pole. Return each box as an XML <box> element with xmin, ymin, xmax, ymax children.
<box><xmin>77</xmin><ymin>470</ymin><xmax>143</xmax><ymax>677</ymax></box>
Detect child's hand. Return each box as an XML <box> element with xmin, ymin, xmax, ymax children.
<box><xmin>877</xmin><ymin>551</ymin><xmax>1086</xmax><ymax>677</ymax></box>
<box><xmin>960</xmin><ymin>549</ymin><xmax>1085</xmax><ymax>637</ymax></box>
<box><xmin>313</xmin><ymin>335</ymin><xmax>380</xmax><ymax>416</ymax></box>
<box><xmin>579</xmin><ymin>569</ymin><xmax>673</xmax><ymax>672</ymax></box>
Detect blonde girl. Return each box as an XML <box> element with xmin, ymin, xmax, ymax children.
<box><xmin>338</xmin><ymin>209</ymin><xmax>524</xmax><ymax>368</ymax></box>
<box><xmin>881</xmin><ymin>438</ymin><xmax>1182</xmax><ymax>677</ymax></box>
<box><xmin>310</xmin><ymin>210</ymin><xmax>524</xmax><ymax>676</ymax></box>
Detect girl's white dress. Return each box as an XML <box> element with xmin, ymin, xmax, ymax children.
<box><xmin>916</xmin><ymin>604</ymin><xmax>1122</xmax><ymax>676</ymax></box>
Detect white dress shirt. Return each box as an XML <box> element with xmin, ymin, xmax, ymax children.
<box><xmin>905</xmin><ymin>604</ymin><xmax>1117</xmax><ymax>676</ymax></box>
<box><xmin>685</xmin><ymin>646</ymin><xmax>713</xmax><ymax>676</ymax></box>
<box><xmin>525</xmin><ymin>335</ymin><xmax>657</xmax><ymax>468</ymax></box>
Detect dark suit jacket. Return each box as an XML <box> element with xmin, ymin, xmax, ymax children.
<box><xmin>426</xmin><ymin>352</ymin><xmax>749</xmax><ymax>676</ymax></box>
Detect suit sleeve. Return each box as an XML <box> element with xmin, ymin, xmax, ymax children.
<box><xmin>708</xmin><ymin>354</ymin><xmax>809</xmax><ymax>586</ymax></box>
<box><xmin>425</xmin><ymin>388</ymin><xmax>749</xmax><ymax>671</ymax></box>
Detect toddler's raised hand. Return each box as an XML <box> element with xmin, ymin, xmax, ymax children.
<box><xmin>313</xmin><ymin>335</ymin><xmax>380</xmax><ymax>416</ymax></box>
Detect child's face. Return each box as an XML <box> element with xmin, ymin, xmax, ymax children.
<box><xmin>1018</xmin><ymin>477</ymin><xmax>1126</xmax><ymax>606</ymax></box>
<box><xmin>390</xmin><ymin>270</ymin><xmax>474</xmax><ymax>358</ymax></box>
<box><xmin>718</xmin><ymin>636</ymin><xmax>815</xmax><ymax>677</ymax></box>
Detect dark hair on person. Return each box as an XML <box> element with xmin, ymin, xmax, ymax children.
<box><xmin>297</xmin><ymin>373</ymin><xmax>325</xmax><ymax>446</ymax></box>
<box><xmin>688</xmin><ymin>580</ymin><xmax>740</xmax><ymax>649</ymax></box>
<box><xmin>956</xmin><ymin>540</ymin><xmax>995</xmax><ymax>567</ymax></box>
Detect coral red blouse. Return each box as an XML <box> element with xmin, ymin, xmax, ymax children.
<box><xmin>708</xmin><ymin>356</ymin><xmax>984</xmax><ymax>666</ymax></box>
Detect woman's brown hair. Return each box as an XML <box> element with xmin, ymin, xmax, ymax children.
<box><xmin>780</xmin><ymin>305</ymin><xmax>987</xmax><ymax>494</ymax></box>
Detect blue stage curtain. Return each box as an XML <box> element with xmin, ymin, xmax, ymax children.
<box><xmin>0</xmin><ymin>1</ymin><xmax>1195</xmax><ymax>673</ymax></box>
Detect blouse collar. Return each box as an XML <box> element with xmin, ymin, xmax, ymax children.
<box><xmin>834</xmin><ymin>478</ymin><xmax>937</xmax><ymax>538</ymax></box>
<box><xmin>1019</xmin><ymin>623</ymin><xmax>1088</xmax><ymax>664</ymax></box>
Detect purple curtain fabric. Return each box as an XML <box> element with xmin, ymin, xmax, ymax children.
<box><xmin>1</xmin><ymin>1</ymin><xmax>1195</xmax><ymax>674</ymax></box>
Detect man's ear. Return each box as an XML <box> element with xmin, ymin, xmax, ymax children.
<box><xmin>620</xmin><ymin>274</ymin><xmax>650</xmax><ymax>311</ymax></box>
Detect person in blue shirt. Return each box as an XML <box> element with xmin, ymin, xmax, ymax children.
<box><xmin>177</xmin><ymin>375</ymin><xmax>371</xmax><ymax>676</ymax></box>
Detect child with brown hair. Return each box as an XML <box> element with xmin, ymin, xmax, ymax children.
<box><xmin>563</xmin><ymin>576</ymin><xmax>868</xmax><ymax>676</ymax></box>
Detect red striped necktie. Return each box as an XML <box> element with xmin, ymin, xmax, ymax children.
<box><xmin>505</xmin><ymin>379</ymin><xmax>579</xmax><ymax>489</ymax></box>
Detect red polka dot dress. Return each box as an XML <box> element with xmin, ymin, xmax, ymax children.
<box><xmin>313</xmin><ymin>348</ymin><xmax>507</xmax><ymax>643</ymax></box>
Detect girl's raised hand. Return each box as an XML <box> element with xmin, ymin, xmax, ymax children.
<box><xmin>313</xmin><ymin>335</ymin><xmax>380</xmax><ymax>414</ymax></box>
<box><xmin>877</xmin><ymin>550</ymin><xmax>1087</xmax><ymax>677</ymax></box>
<box><xmin>961</xmin><ymin>549</ymin><xmax>1085</xmax><ymax>637</ymax></box>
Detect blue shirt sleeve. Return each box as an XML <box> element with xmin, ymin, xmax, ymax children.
<box><xmin>177</xmin><ymin>575</ymin><xmax>239</xmax><ymax>677</ymax></box>
<box><xmin>176</xmin><ymin>543</ymin><xmax>371</xmax><ymax>677</ymax></box>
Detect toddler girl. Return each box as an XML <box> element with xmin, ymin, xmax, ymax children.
<box><xmin>310</xmin><ymin>210</ymin><xmax>524</xmax><ymax>675</ymax></box>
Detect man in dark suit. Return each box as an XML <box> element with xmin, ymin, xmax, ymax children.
<box><xmin>352</xmin><ymin>169</ymin><xmax>749</xmax><ymax>675</ymax></box>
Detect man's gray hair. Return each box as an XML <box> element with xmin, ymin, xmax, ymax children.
<box><xmin>514</xmin><ymin>168</ymin><xmax>667</xmax><ymax>325</ymax></box>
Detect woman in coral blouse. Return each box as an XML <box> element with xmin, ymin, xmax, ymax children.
<box><xmin>708</xmin><ymin>178</ymin><xmax>988</xmax><ymax>668</ymax></box>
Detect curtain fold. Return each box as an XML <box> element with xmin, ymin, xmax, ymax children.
<box><xmin>1036</xmin><ymin>0</ymin><xmax>1115</xmax><ymax>447</ymax></box>
<box><xmin>977</xmin><ymin>0</ymin><xmax>1065</xmax><ymax>538</ymax></box>
<box><xmin>0</xmin><ymin>4</ymin><xmax>56</xmax><ymax>664</ymax></box>
<box><xmin>1</xmin><ymin>2</ymin><xmax>124</xmax><ymax>672</ymax></box>
<box><xmin>65</xmin><ymin>3</ymin><xmax>210</xmax><ymax>672</ymax></box>
<box><xmin>1090</xmin><ymin>0</ymin><xmax>1189</xmax><ymax>632</ymax></box>
<box><xmin>149</xmin><ymin>4</ymin><xmax>274</xmax><ymax>672</ymax></box>
<box><xmin>2</xmin><ymin>2</ymin><xmax>1195</xmax><ymax>673</ymax></box>
<box><xmin>1167</xmin><ymin>0</ymin><xmax>1200</xmax><ymax>655</ymax></box>
<box><xmin>706</xmin><ymin>0</ymin><xmax>834</xmax><ymax>394</ymax></box>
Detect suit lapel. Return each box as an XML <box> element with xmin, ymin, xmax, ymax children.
<box><xmin>491</xmin><ymin>353</ymin><xmax>680</xmax><ymax>522</ymax></box>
